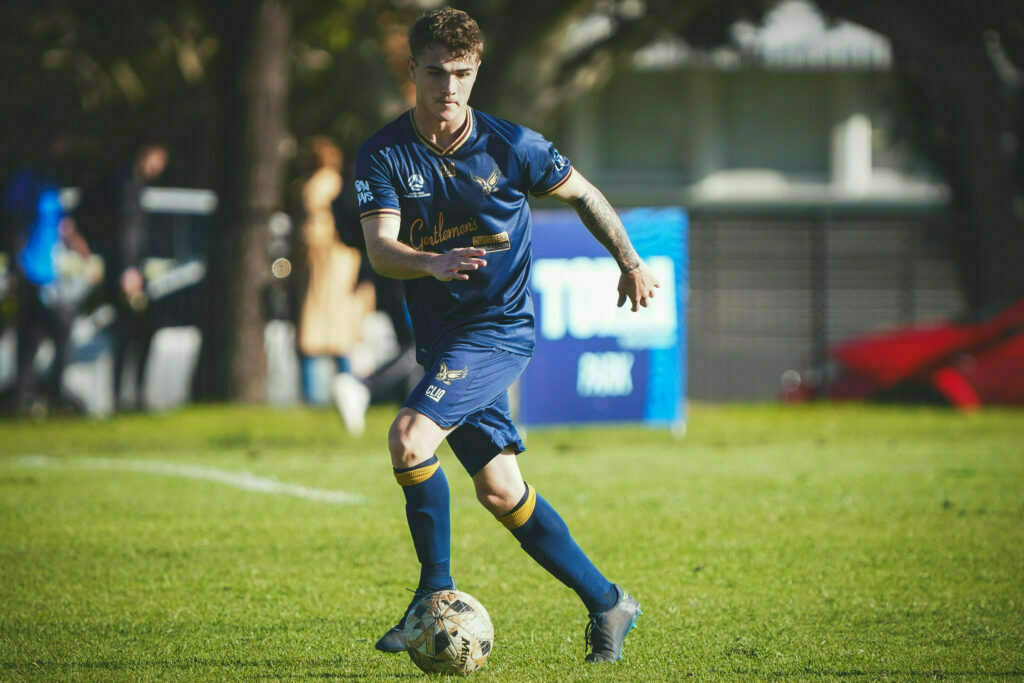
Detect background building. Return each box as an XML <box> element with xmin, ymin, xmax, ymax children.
<box><xmin>551</xmin><ymin>0</ymin><xmax>963</xmax><ymax>400</ymax></box>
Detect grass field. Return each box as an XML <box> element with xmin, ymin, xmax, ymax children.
<box><xmin>1</xmin><ymin>403</ymin><xmax>1022</xmax><ymax>680</ymax></box>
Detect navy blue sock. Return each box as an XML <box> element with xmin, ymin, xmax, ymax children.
<box><xmin>500</xmin><ymin>483</ymin><xmax>617</xmax><ymax>614</ymax></box>
<box><xmin>394</xmin><ymin>456</ymin><xmax>453</xmax><ymax>592</ymax></box>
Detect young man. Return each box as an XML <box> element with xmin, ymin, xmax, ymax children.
<box><xmin>356</xmin><ymin>8</ymin><xmax>659</xmax><ymax>663</ymax></box>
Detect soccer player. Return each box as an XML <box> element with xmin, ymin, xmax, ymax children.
<box><xmin>356</xmin><ymin>8</ymin><xmax>659</xmax><ymax>663</ymax></box>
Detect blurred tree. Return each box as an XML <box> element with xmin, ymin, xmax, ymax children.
<box><xmin>204</xmin><ymin>0</ymin><xmax>292</xmax><ymax>403</ymax></box>
<box><xmin>817</xmin><ymin>0</ymin><xmax>1024</xmax><ymax>312</ymax></box>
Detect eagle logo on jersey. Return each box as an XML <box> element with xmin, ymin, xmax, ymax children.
<box><xmin>470</xmin><ymin>164</ymin><xmax>500</xmax><ymax>196</ymax></box>
<box><xmin>435</xmin><ymin>361</ymin><xmax>469</xmax><ymax>385</ymax></box>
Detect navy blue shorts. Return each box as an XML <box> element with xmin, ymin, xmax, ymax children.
<box><xmin>404</xmin><ymin>342</ymin><xmax>530</xmax><ymax>476</ymax></box>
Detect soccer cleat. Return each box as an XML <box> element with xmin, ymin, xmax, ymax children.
<box><xmin>584</xmin><ymin>584</ymin><xmax>641</xmax><ymax>663</ymax></box>
<box><xmin>374</xmin><ymin>626</ymin><xmax>406</xmax><ymax>653</ymax></box>
<box><xmin>374</xmin><ymin>584</ymin><xmax>455</xmax><ymax>653</ymax></box>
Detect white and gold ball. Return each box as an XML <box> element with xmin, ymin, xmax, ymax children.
<box><xmin>403</xmin><ymin>589</ymin><xmax>493</xmax><ymax>675</ymax></box>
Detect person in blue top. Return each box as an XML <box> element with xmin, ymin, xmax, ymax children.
<box><xmin>357</xmin><ymin>8</ymin><xmax>660</xmax><ymax>663</ymax></box>
<box><xmin>3</xmin><ymin>135</ymin><xmax>91</xmax><ymax>415</ymax></box>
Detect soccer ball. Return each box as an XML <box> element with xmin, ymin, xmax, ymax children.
<box><xmin>403</xmin><ymin>589</ymin><xmax>494</xmax><ymax>675</ymax></box>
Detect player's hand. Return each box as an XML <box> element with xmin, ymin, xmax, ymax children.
<box><xmin>430</xmin><ymin>247</ymin><xmax>488</xmax><ymax>282</ymax></box>
<box><xmin>617</xmin><ymin>261</ymin><xmax>660</xmax><ymax>312</ymax></box>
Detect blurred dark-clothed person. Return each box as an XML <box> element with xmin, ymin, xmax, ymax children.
<box><xmin>79</xmin><ymin>143</ymin><xmax>168</xmax><ymax>412</ymax></box>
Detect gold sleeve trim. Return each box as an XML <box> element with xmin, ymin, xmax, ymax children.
<box><xmin>499</xmin><ymin>484</ymin><xmax>537</xmax><ymax>530</ymax></box>
<box><xmin>360</xmin><ymin>207</ymin><xmax>401</xmax><ymax>220</ymax></box>
<box><xmin>533</xmin><ymin>166</ymin><xmax>574</xmax><ymax>197</ymax></box>
<box><xmin>394</xmin><ymin>461</ymin><xmax>440</xmax><ymax>487</ymax></box>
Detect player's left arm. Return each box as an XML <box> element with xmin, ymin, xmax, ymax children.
<box><xmin>547</xmin><ymin>169</ymin><xmax>660</xmax><ymax>312</ymax></box>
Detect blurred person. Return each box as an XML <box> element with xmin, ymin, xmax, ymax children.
<box><xmin>357</xmin><ymin>9</ymin><xmax>659</xmax><ymax>663</ymax></box>
<box><xmin>293</xmin><ymin>135</ymin><xmax>375</xmax><ymax>434</ymax></box>
<box><xmin>333</xmin><ymin>155</ymin><xmax>419</xmax><ymax>403</ymax></box>
<box><xmin>98</xmin><ymin>143</ymin><xmax>169</xmax><ymax>412</ymax></box>
<box><xmin>2</xmin><ymin>134</ymin><xmax>91</xmax><ymax>416</ymax></box>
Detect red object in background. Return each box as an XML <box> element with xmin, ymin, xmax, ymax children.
<box><xmin>783</xmin><ymin>297</ymin><xmax>1024</xmax><ymax>410</ymax></box>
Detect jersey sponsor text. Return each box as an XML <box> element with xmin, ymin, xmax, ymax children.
<box><xmin>472</xmin><ymin>232</ymin><xmax>511</xmax><ymax>252</ymax></box>
<box><xmin>409</xmin><ymin>212</ymin><xmax>481</xmax><ymax>251</ymax></box>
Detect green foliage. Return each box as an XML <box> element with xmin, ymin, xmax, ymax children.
<box><xmin>1</xmin><ymin>403</ymin><xmax>1022</xmax><ymax>679</ymax></box>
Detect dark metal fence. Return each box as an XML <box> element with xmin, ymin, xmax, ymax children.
<box><xmin>687</xmin><ymin>211</ymin><xmax>964</xmax><ymax>401</ymax></box>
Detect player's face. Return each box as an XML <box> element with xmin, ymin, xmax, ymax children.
<box><xmin>408</xmin><ymin>44</ymin><xmax>479</xmax><ymax>124</ymax></box>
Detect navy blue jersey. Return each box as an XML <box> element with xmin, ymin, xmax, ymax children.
<box><xmin>356</xmin><ymin>108</ymin><xmax>573</xmax><ymax>364</ymax></box>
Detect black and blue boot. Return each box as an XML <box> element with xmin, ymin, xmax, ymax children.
<box><xmin>584</xmin><ymin>584</ymin><xmax>641</xmax><ymax>663</ymax></box>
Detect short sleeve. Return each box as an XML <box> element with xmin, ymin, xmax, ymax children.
<box><xmin>518</xmin><ymin>128</ymin><xmax>573</xmax><ymax>197</ymax></box>
<box><xmin>354</xmin><ymin>143</ymin><xmax>400</xmax><ymax>220</ymax></box>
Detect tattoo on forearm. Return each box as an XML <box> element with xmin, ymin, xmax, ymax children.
<box><xmin>571</xmin><ymin>185</ymin><xmax>640</xmax><ymax>271</ymax></box>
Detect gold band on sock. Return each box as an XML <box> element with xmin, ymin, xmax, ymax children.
<box><xmin>499</xmin><ymin>484</ymin><xmax>537</xmax><ymax>530</ymax></box>
<box><xmin>394</xmin><ymin>461</ymin><xmax>440</xmax><ymax>487</ymax></box>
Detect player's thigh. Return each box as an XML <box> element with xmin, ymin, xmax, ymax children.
<box><xmin>445</xmin><ymin>387</ymin><xmax>526</xmax><ymax>476</ymax></box>
<box><xmin>472</xmin><ymin>449</ymin><xmax>526</xmax><ymax>516</ymax></box>
<box><xmin>388</xmin><ymin>407</ymin><xmax>456</xmax><ymax>469</ymax></box>
<box><xmin>404</xmin><ymin>344</ymin><xmax>528</xmax><ymax>432</ymax></box>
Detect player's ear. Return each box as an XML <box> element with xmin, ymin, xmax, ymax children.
<box><xmin>408</xmin><ymin>56</ymin><xmax>417</xmax><ymax>82</ymax></box>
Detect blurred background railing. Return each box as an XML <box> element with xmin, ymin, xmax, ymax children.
<box><xmin>687</xmin><ymin>209</ymin><xmax>961</xmax><ymax>401</ymax></box>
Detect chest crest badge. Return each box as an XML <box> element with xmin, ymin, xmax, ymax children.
<box><xmin>470</xmin><ymin>163</ymin><xmax>501</xmax><ymax>196</ymax></box>
<box><xmin>439</xmin><ymin>159</ymin><xmax>457</xmax><ymax>178</ymax></box>
<box><xmin>435</xmin><ymin>361</ymin><xmax>469</xmax><ymax>385</ymax></box>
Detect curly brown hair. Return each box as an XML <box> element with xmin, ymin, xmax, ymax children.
<box><xmin>408</xmin><ymin>8</ymin><xmax>484</xmax><ymax>62</ymax></box>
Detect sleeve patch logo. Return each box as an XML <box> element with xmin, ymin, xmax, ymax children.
<box><xmin>552</xmin><ymin>149</ymin><xmax>568</xmax><ymax>172</ymax></box>
<box><xmin>355</xmin><ymin>180</ymin><xmax>374</xmax><ymax>205</ymax></box>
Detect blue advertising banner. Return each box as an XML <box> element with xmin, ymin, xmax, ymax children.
<box><xmin>519</xmin><ymin>208</ymin><xmax>687</xmax><ymax>428</ymax></box>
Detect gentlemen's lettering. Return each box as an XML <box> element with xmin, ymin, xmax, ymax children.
<box><xmin>410</xmin><ymin>212</ymin><xmax>480</xmax><ymax>251</ymax></box>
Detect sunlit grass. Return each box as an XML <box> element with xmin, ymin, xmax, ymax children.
<box><xmin>1</xmin><ymin>403</ymin><xmax>1022</xmax><ymax>680</ymax></box>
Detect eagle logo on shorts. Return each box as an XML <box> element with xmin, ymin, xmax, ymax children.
<box><xmin>470</xmin><ymin>164</ymin><xmax>500</xmax><ymax>195</ymax></box>
<box><xmin>435</xmin><ymin>362</ymin><xmax>469</xmax><ymax>385</ymax></box>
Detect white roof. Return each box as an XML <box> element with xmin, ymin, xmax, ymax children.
<box><xmin>632</xmin><ymin>0</ymin><xmax>891</xmax><ymax>71</ymax></box>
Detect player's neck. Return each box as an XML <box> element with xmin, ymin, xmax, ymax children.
<box><xmin>412</xmin><ymin>105</ymin><xmax>470</xmax><ymax>150</ymax></box>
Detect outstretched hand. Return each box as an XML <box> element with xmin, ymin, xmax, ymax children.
<box><xmin>617</xmin><ymin>262</ymin><xmax>661</xmax><ymax>312</ymax></box>
<box><xmin>430</xmin><ymin>247</ymin><xmax>488</xmax><ymax>282</ymax></box>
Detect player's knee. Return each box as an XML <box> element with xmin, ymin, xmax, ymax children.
<box><xmin>475</xmin><ymin>482</ymin><xmax>523</xmax><ymax>517</ymax></box>
<box><xmin>388</xmin><ymin>419</ymin><xmax>426</xmax><ymax>469</ymax></box>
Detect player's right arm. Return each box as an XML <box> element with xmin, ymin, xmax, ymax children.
<box><xmin>360</xmin><ymin>213</ymin><xmax>487</xmax><ymax>282</ymax></box>
<box><xmin>357</xmin><ymin>139</ymin><xmax>486</xmax><ymax>282</ymax></box>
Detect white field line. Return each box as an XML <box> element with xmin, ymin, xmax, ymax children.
<box><xmin>15</xmin><ymin>455</ymin><xmax>364</xmax><ymax>505</ymax></box>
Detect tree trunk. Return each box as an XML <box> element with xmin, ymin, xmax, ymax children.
<box><xmin>229</xmin><ymin>0</ymin><xmax>292</xmax><ymax>402</ymax></box>
<box><xmin>196</xmin><ymin>0</ymin><xmax>291</xmax><ymax>402</ymax></box>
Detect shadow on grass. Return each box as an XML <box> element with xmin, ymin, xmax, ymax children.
<box><xmin>739</xmin><ymin>670</ymin><xmax>1024</xmax><ymax>679</ymax></box>
<box><xmin>0</xmin><ymin>657</ymin><xmax>420</xmax><ymax>679</ymax></box>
